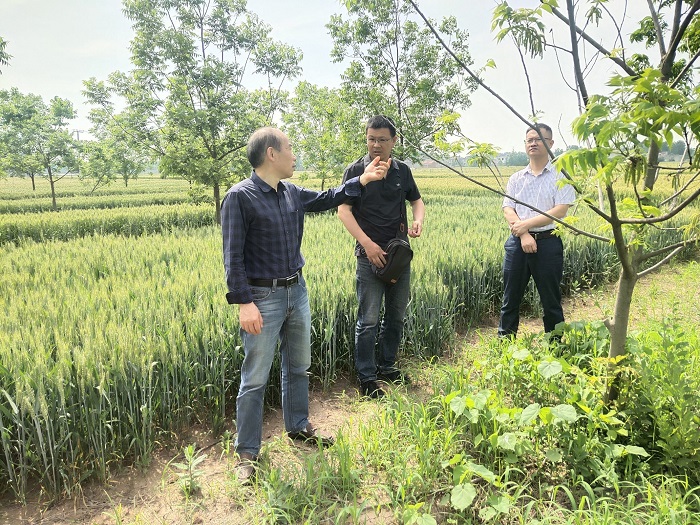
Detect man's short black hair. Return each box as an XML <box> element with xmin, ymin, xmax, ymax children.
<box><xmin>366</xmin><ymin>115</ymin><xmax>397</xmax><ymax>137</ymax></box>
<box><xmin>527</xmin><ymin>123</ymin><xmax>553</xmax><ymax>138</ymax></box>
<box><xmin>247</xmin><ymin>127</ymin><xmax>282</xmax><ymax>168</ymax></box>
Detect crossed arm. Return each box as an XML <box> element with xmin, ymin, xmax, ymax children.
<box><xmin>504</xmin><ymin>204</ymin><xmax>570</xmax><ymax>254</ymax></box>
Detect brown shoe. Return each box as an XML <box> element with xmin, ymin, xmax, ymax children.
<box><xmin>235</xmin><ymin>452</ymin><xmax>257</xmax><ymax>484</ymax></box>
<box><xmin>287</xmin><ymin>423</ymin><xmax>335</xmax><ymax>448</ymax></box>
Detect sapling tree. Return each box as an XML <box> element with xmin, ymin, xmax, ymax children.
<box><xmin>83</xmin><ymin>105</ymin><xmax>149</xmax><ymax>190</ymax></box>
<box><xmin>282</xmin><ymin>82</ymin><xmax>365</xmax><ymax>190</ymax></box>
<box><xmin>408</xmin><ymin>0</ymin><xmax>700</xmax><ymax>372</ymax></box>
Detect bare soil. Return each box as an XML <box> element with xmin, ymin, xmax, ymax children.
<box><xmin>2</xmin><ymin>262</ymin><xmax>698</xmax><ymax>525</ymax></box>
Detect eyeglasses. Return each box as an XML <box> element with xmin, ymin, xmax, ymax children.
<box><xmin>524</xmin><ymin>137</ymin><xmax>552</xmax><ymax>144</ymax></box>
<box><xmin>367</xmin><ymin>137</ymin><xmax>392</xmax><ymax>144</ymax></box>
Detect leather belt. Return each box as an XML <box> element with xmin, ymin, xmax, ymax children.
<box><xmin>529</xmin><ymin>229</ymin><xmax>555</xmax><ymax>240</ymax></box>
<box><xmin>248</xmin><ymin>271</ymin><xmax>301</xmax><ymax>288</ymax></box>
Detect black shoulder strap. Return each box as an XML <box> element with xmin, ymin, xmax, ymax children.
<box><xmin>397</xmin><ymin>199</ymin><xmax>407</xmax><ymax>237</ymax></box>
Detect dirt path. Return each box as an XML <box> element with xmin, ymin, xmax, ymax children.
<box><xmin>0</xmin><ymin>376</ymin><xmax>385</xmax><ymax>525</ymax></box>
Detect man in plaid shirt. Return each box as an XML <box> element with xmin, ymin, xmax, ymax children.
<box><xmin>222</xmin><ymin>127</ymin><xmax>387</xmax><ymax>483</ymax></box>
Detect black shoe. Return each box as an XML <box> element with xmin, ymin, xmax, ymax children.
<box><xmin>377</xmin><ymin>369</ymin><xmax>411</xmax><ymax>385</ymax></box>
<box><xmin>360</xmin><ymin>380</ymin><xmax>385</xmax><ymax>399</ymax></box>
<box><xmin>287</xmin><ymin>423</ymin><xmax>335</xmax><ymax>448</ymax></box>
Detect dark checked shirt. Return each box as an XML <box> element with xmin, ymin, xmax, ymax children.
<box><xmin>222</xmin><ymin>171</ymin><xmax>363</xmax><ymax>304</ymax></box>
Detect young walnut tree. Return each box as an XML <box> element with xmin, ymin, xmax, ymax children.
<box><xmin>409</xmin><ymin>0</ymin><xmax>700</xmax><ymax>372</ymax></box>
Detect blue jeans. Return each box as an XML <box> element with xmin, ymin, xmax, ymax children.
<box><xmin>498</xmin><ymin>234</ymin><xmax>565</xmax><ymax>337</ymax></box>
<box><xmin>234</xmin><ymin>275</ymin><xmax>311</xmax><ymax>456</ymax></box>
<box><xmin>354</xmin><ymin>256</ymin><xmax>411</xmax><ymax>383</ymax></box>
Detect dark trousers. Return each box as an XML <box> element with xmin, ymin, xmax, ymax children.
<box><xmin>498</xmin><ymin>234</ymin><xmax>565</xmax><ymax>337</ymax></box>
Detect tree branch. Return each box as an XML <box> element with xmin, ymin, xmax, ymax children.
<box><xmin>670</xmin><ymin>47</ymin><xmax>700</xmax><ymax>88</ymax></box>
<box><xmin>566</xmin><ymin>0</ymin><xmax>589</xmax><ymax>106</ymax></box>
<box><xmin>620</xmin><ymin>185</ymin><xmax>700</xmax><ymax>224</ymax></box>
<box><xmin>664</xmin><ymin>0</ymin><xmax>700</xmax><ymax>76</ymax></box>
<box><xmin>637</xmin><ymin>245</ymin><xmax>686</xmax><ymax>278</ymax></box>
<box><xmin>646</xmin><ymin>0</ymin><xmax>667</xmax><ymax>57</ymax></box>
<box><xmin>543</xmin><ymin>1</ymin><xmax>638</xmax><ymax>76</ymax></box>
<box><xmin>401</xmin><ymin>134</ymin><xmax>610</xmax><ymax>243</ymax></box>
<box><xmin>514</xmin><ymin>38</ymin><xmax>537</xmax><ymax>116</ymax></box>
<box><xmin>660</xmin><ymin>168</ymin><xmax>700</xmax><ymax>206</ymax></box>
<box><xmin>637</xmin><ymin>238</ymin><xmax>698</xmax><ymax>266</ymax></box>
<box><xmin>408</xmin><ymin>0</ymin><xmax>608</xmax><ymax>219</ymax></box>
<box><xmin>407</xmin><ymin>0</ymin><xmax>532</xmax><ymax>130</ymax></box>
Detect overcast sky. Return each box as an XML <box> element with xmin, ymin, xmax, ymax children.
<box><xmin>1</xmin><ymin>0</ymin><xmax>648</xmax><ymax>152</ymax></box>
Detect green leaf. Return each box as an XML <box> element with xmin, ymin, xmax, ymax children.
<box><xmin>512</xmin><ymin>348</ymin><xmax>530</xmax><ymax>360</ymax></box>
<box><xmin>545</xmin><ymin>448</ymin><xmax>563</xmax><ymax>462</ymax></box>
<box><xmin>450</xmin><ymin>395</ymin><xmax>467</xmax><ymax>417</ymax></box>
<box><xmin>537</xmin><ymin>359</ymin><xmax>563</xmax><ymax>379</ymax></box>
<box><xmin>550</xmin><ymin>404</ymin><xmax>578</xmax><ymax>422</ymax></box>
<box><xmin>487</xmin><ymin>494</ymin><xmax>512</xmax><ymax>513</ymax></box>
<box><xmin>468</xmin><ymin>390</ymin><xmax>490</xmax><ymax>410</ymax></box>
<box><xmin>520</xmin><ymin>403</ymin><xmax>541</xmax><ymax>425</ymax></box>
<box><xmin>466</xmin><ymin>461</ymin><xmax>497</xmax><ymax>484</ymax></box>
<box><xmin>413</xmin><ymin>515</ymin><xmax>437</xmax><ymax>525</ymax></box>
<box><xmin>479</xmin><ymin>507</ymin><xmax>498</xmax><ymax>521</ymax></box>
<box><xmin>539</xmin><ymin>406</ymin><xmax>553</xmax><ymax>425</ymax></box>
<box><xmin>497</xmin><ymin>432</ymin><xmax>518</xmax><ymax>451</ymax></box>
<box><xmin>451</xmin><ymin>483</ymin><xmax>476</xmax><ymax>511</ymax></box>
<box><xmin>624</xmin><ymin>445</ymin><xmax>650</xmax><ymax>457</ymax></box>
<box><xmin>453</xmin><ymin>464</ymin><xmax>468</xmax><ymax>485</ymax></box>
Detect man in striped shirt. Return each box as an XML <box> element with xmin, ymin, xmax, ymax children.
<box><xmin>498</xmin><ymin>123</ymin><xmax>576</xmax><ymax>338</ymax></box>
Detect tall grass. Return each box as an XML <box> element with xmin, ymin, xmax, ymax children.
<box><xmin>0</xmin><ymin>230</ymin><xmax>238</xmax><ymax>500</ymax></box>
<box><xmin>0</xmin><ymin>174</ymin><xmax>190</xmax><ymax>200</ymax></box>
<box><xmin>0</xmin><ymin>168</ymin><xmax>693</xmax><ymax>502</ymax></box>
<box><xmin>0</xmin><ymin>203</ymin><xmax>216</xmax><ymax>244</ymax></box>
<box><xmin>235</xmin><ymin>284</ymin><xmax>700</xmax><ymax>524</ymax></box>
<box><xmin>0</xmin><ymin>191</ymin><xmax>193</xmax><ymax>214</ymax></box>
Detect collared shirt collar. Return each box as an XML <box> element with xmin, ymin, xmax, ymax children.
<box><xmin>525</xmin><ymin>161</ymin><xmax>555</xmax><ymax>177</ymax></box>
<box><xmin>251</xmin><ymin>170</ymin><xmax>285</xmax><ymax>193</ymax></box>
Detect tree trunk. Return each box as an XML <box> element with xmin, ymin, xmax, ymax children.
<box><xmin>30</xmin><ymin>174</ymin><xmax>36</xmax><ymax>191</ymax></box>
<box><xmin>644</xmin><ymin>141</ymin><xmax>660</xmax><ymax>191</ymax></box>
<box><xmin>608</xmin><ymin>266</ymin><xmax>637</xmax><ymax>359</ymax></box>
<box><xmin>605</xmin><ymin>264</ymin><xmax>637</xmax><ymax>402</ymax></box>
<box><xmin>48</xmin><ymin>167</ymin><xmax>57</xmax><ymax>210</ymax></box>
<box><xmin>214</xmin><ymin>183</ymin><xmax>221</xmax><ymax>225</ymax></box>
